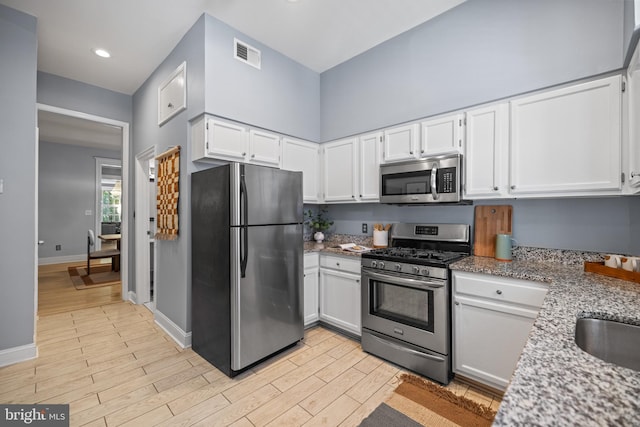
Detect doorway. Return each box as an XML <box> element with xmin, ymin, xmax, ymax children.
<box><xmin>135</xmin><ymin>146</ymin><xmax>157</xmax><ymax>310</ymax></box>
<box><xmin>36</xmin><ymin>103</ymin><xmax>130</xmax><ymax>306</ymax></box>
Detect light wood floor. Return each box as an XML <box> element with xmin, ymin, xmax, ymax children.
<box><xmin>38</xmin><ymin>261</ymin><xmax>122</xmax><ymax>317</ymax></box>
<box><xmin>0</xmin><ymin>263</ymin><xmax>501</xmax><ymax>426</ymax></box>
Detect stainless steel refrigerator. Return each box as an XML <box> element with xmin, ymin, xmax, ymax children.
<box><xmin>191</xmin><ymin>163</ymin><xmax>304</xmax><ymax>377</ymax></box>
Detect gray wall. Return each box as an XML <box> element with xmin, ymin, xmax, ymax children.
<box><xmin>38</xmin><ymin>141</ymin><xmax>121</xmax><ymax>259</ymax></box>
<box><xmin>38</xmin><ymin>72</ymin><xmax>132</xmax><ymax>124</ymax></box>
<box><xmin>204</xmin><ymin>14</ymin><xmax>321</xmax><ymax>142</ymax></box>
<box><xmin>320</xmin><ymin>0</ymin><xmax>625</xmax><ymax>141</ymax></box>
<box><xmin>132</xmin><ymin>15</ymin><xmax>206</xmax><ymax>333</ymax></box>
<box><xmin>0</xmin><ymin>5</ymin><xmax>37</xmax><ymax>351</ymax></box>
<box><xmin>325</xmin><ymin>197</ymin><xmax>640</xmax><ymax>255</ymax></box>
<box><xmin>133</xmin><ymin>12</ymin><xmax>323</xmax><ymax>334</ymax></box>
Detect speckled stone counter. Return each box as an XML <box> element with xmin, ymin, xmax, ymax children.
<box><xmin>304</xmin><ymin>234</ymin><xmax>374</xmax><ymax>258</ymax></box>
<box><xmin>450</xmin><ymin>256</ymin><xmax>640</xmax><ymax>426</ymax></box>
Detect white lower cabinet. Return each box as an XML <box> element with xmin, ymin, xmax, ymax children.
<box><xmin>318</xmin><ymin>255</ymin><xmax>361</xmax><ymax>336</ymax></box>
<box><xmin>452</xmin><ymin>271</ymin><xmax>548</xmax><ymax>391</ymax></box>
<box><xmin>303</xmin><ymin>253</ymin><xmax>319</xmax><ymax>327</ymax></box>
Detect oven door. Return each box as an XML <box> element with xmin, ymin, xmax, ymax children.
<box><xmin>361</xmin><ymin>268</ymin><xmax>449</xmax><ymax>355</ymax></box>
<box><xmin>379</xmin><ymin>154</ymin><xmax>461</xmax><ymax>204</ymax></box>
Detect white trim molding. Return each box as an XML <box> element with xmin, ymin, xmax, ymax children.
<box><xmin>154</xmin><ymin>309</ymin><xmax>192</xmax><ymax>349</ymax></box>
<box><xmin>0</xmin><ymin>343</ymin><xmax>37</xmax><ymax>368</ymax></box>
<box><xmin>38</xmin><ymin>255</ymin><xmax>85</xmax><ymax>265</ymax></box>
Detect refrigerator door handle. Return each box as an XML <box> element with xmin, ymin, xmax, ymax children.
<box><xmin>240</xmin><ymin>175</ymin><xmax>248</xmax><ymax>278</ymax></box>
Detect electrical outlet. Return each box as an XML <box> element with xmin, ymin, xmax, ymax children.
<box><xmin>362</xmin><ymin>223</ymin><xmax>368</xmax><ymax>233</ymax></box>
<box><xmin>55</xmin><ymin>245</ymin><xmax>61</xmax><ymax>251</ymax></box>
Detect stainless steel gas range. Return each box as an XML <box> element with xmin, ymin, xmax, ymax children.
<box><xmin>360</xmin><ymin>223</ymin><xmax>471</xmax><ymax>385</ymax></box>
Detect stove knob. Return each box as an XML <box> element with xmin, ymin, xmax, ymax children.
<box><xmin>371</xmin><ymin>261</ymin><xmax>377</xmax><ymax>268</ymax></box>
<box><xmin>413</xmin><ymin>266</ymin><xmax>420</xmax><ymax>274</ymax></box>
<box><xmin>395</xmin><ymin>264</ymin><xmax>402</xmax><ymax>271</ymax></box>
<box><xmin>379</xmin><ymin>262</ymin><xmax>385</xmax><ymax>269</ymax></box>
<box><xmin>421</xmin><ymin>268</ymin><xmax>430</xmax><ymax>276</ymax></box>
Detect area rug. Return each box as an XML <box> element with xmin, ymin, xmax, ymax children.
<box><xmin>68</xmin><ymin>265</ymin><xmax>121</xmax><ymax>290</ymax></box>
<box><xmin>359</xmin><ymin>374</ymin><xmax>497</xmax><ymax>427</ymax></box>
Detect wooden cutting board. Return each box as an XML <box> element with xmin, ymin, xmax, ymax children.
<box><xmin>473</xmin><ymin>205</ymin><xmax>513</xmax><ymax>257</ymax></box>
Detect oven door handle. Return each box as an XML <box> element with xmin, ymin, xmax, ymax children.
<box><xmin>363</xmin><ymin>270</ymin><xmax>445</xmax><ymax>289</ymax></box>
<box><xmin>369</xmin><ymin>333</ymin><xmax>446</xmax><ymax>363</ymax></box>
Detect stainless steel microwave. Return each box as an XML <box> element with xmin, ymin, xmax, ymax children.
<box><xmin>379</xmin><ymin>154</ymin><xmax>463</xmax><ymax>204</ymax></box>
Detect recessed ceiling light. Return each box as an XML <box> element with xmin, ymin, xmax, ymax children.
<box><xmin>93</xmin><ymin>48</ymin><xmax>111</xmax><ymax>58</ymax></box>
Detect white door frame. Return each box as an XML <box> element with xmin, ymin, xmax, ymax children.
<box><xmin>94</xmin><ymin>157</ymin><xmax>122</xmax><ymax>250</ymax></box>
<box><xmin>135</xmin><ymin>146</ymin><xmax>156</xmax><ymax>306</ymax></box>
<box><xmin>36</xmin><ymin>103</ymin><xmax>130</xmax><ymax>301</ymax></box>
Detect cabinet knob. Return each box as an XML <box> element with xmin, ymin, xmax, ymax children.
<box><xmin>493</xmin><ymin>186</ymin><xmax>499</xmax><ymax>191</ymax></box>
<box><xmin>421</xmin><ymin>149</ymin><xmax>424</xmax><ymax>154</ymax></box>
<box><xmin>352</xmin><ymin>195</ymin><xmax>355</xmax><ymax>198</ymax></box>
<box><xmin>496</xmin><ymin>289</ymin><xmax>503</xmax><ymax>295</ymax></box>
<box><xmin>455</xmin><ymin>301</ymin><xmax>460</xmax><ymax>306</ymax></box>
<box><xmin>510</xmin><ymin>185</ymin><xmax>516</xmax><ymax>190</ymax></box>
<box><xmin>409</xmin><ymin>151</ymin><xmax>414</xmax><ymax>155</ymax></box>
<box><xmin>242</xmin><ymin>152</ymin><xmax>246</xmax><ymax>156</ymax></box>
<box><xmin>251</xmin><ymin>154</ymin><xmax>255</xmax><ymax>158</ymax></box>
<box><xmin>359</xmin><ymin>194</ymin><xmax>362</xmax><ymax>198</ymax></box>
<box><xmin>336</xmin><ymin>262</ymin><xmax>340</xmax><ymax>266</ymax></box>
<box><xmin>356</xmin><ymin>279</ymin><xmax>360</xmax><ymax>283</ymax></box>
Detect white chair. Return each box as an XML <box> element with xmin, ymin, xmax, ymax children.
<box><xmin>87</xmin><ymin>230</ymin><xmax>120</xmax><ymax>275</ymax></box>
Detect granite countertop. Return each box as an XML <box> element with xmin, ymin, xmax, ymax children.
<box><xmin>304</xmin><ymin>234</ymin><xmax>375</xmax><ymax>258</ymax></box>
<box><xmin>450</xmin><ymin>254</ymin><xmax>640</xmax><ymax>426</ymax></box>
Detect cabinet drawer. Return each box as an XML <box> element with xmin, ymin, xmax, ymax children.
<box><xmin>320</xmin><ymin>254</ymin><xmax>361</xmax><ymax>275</ymax></box>
<box><xmin>453</xmin><ymin>271</ymin><xmax>548</xmax><ymax>308</ymax></box>
<box><xmin>304</xmin><ymin>252</ymin><xmax>319</xmax><ymax>269</ymax></box>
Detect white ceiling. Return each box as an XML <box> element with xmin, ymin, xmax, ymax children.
<box><xmin>3</xmin><ymin>0</ymin><xmax>465</xmax><ymax>149</ymax></box>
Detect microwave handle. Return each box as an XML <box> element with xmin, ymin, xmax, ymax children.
<box><xmin>430</xmin><ymin>163</ymin><xmax>439</xmax><ymax>200</ymax></box>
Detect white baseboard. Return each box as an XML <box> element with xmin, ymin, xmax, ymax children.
<box><xmin>127</xmin><ymin>291</ymin><xmax>137</xmax><ymax>303</ymax></box>
<box><xmin>0</xmin><ymin>343</ymin><xmax>37</xmax><ymax>368</ymax></box>
<box><xmin>38</xmin><ymin>255</ymin><xmax>85</xmax><ymax>265</ymax></box>
<box><xmin>154</xmin><ymin>309</ymin><xmax>192</xmax><ymax>349</ymax></box>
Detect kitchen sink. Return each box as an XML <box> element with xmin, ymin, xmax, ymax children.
<box><xmin>575</xmin><ymin>318</ymin><xmax>640</xmax><ymax>371</ymax></box>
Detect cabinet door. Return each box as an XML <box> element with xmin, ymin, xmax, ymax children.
<box><xmin>453</xmin><ymin>295</ymin><xmax>537</xmax><ymax>391</ymax></box>
<box><xmin>322</xmin><ymin>138</ymin><xmax>357</xmax><ymax>202</ymax></box>
<box><xmin>420</xmin><ymin>114</ymin><xmax>463</xmax><ymax>156</ymax></box>
<box><xmin>206</xmin><ymin>119</ymin><xmax>247</xmax><ymax>161</ymax></box>
<box><xmin>358</xmin><ymin>132</ymin><xmax>381</xmax><ymax>201</ymax></box>
<box><xmin>319</xmin><ymin>268</ymin><xmax>361</xmax><ymax>336</ymax></box>
<box><xmin>248</xmin><ymin>130</ymin><xmax>280</xmax><ymax>167</ymax></box>
<box><xmin>304</xmin><ymin>267</ymin><xmax>319</xmax><ymax>326</ymax></box>
<box><xmin>282</xmin><ymin>138</ymin><xmax>320</xmax><ymax>202</ymax></box>
<box><xmin>464</xmin><ymin>104</ymin><xmax>509</xmax><ymax>198</ymax></box>
<box><xmin>382</xmin><ymin>123</ymin><xmax>419</xmax><ymax>163</ymax></box>
<box><xmin>510</xmin><ymin>75</ymin><xmax>622</xmax><ymax>195</ymax></box>
<box><xmin>627</xmin><ymin>46</ymin><xmax>640</xmax><ymax>190</ymax></box>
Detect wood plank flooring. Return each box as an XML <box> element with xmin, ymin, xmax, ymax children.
<box><xmin>38</xmin><ymin>261</ymin><xmax>122</xmax><ymax>317</ymax></box>
<box><xmin>0</xmin><ymin>263</ymin><xmax>501</xmax><ymax>426</ymax></box>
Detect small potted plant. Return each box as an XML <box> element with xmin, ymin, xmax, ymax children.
<box><xmin>304</xmin><ymin>207</ymin><xmax>333</xmax><ymax>243</ymax></box>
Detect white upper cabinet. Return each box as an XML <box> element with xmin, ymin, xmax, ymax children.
<box><xmin>322</xmin><ymin>138</ymin><xmax>358</xmax><ymax>202</ymax></box>
<box><xmin>420</xmin><ymin>113</ymin><xmax>464</xmax><ymax>156</ymax></box>
<box><xmin>202</xmin><ymin>118</ymin><xmax>247</xmax><ymax>162</ymax></box>
<box><xmin>626</xmin><ymin>42</ymin><xmax>640</xmax><ymax>191</ymax></box>
<box><xmin>510</xmin><ymin>75</ymin><xmax>622</xmax><ymax>196</ymax></box>
<box><xmin>281</xmin><ymin>138</ymin><xmax>320</xmax><ymax>202</ymax></box>
<box><xmin>358</xmin><ymin>132</ymin><xmax>381</xmax><ymax>201</ymax></box>
<box><xmin>464</xmin><ymin>104</ymin><xmax>509</xmax><ymax>198</ymax></box>
<box><xmin>247</xmin><ymin>129</ymin><xmax>280</xmax><ymax>167</ymax></box>
<box><xmin>191</xmin><ymin>115</ymin><xmax>280</xmax><ymax>166</ymax></box>
<box><xmin>382</xmin><ymin>123</ymin><xmax>420</xmax><ymax>163</ymax></box>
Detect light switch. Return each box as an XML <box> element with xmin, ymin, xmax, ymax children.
<box><xmin>85</xmin><ymin>210</ymin><xmax>92</xmax><ymax>216</ymax></box>
<box><xmin>0</xmin><ymin>179</ymin><xmax>3</xmax><ymax>194</ymax></box>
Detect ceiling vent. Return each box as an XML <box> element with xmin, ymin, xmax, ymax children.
<box><xmin>234</xmin><ymin>38</ymin><xmax>261</xmax><ymax>70</ymax></box>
